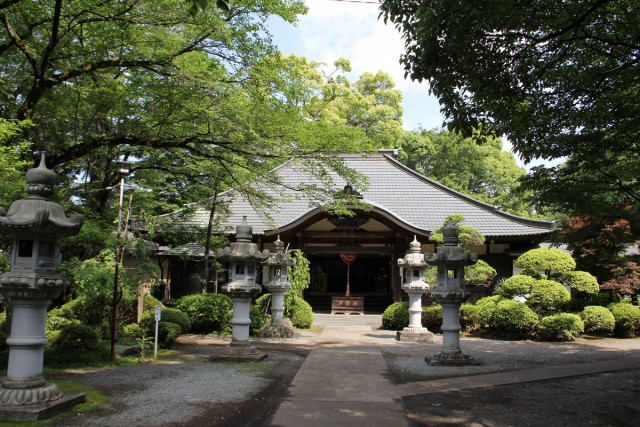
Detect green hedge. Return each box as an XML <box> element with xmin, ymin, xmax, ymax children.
<box><xmin>289</xmin><ymin>297</ymin><xmax>313</xmax><ymax>329</ymax></box>
<box><xmin>475</xmin><ymin>295</ymin><xmax>503</xmax><ymax>328</ymax></box>
<box><xmin>527</xmin><ymin>280</ymin><xmax>570</xmax><ymax>310</ymax></box>
<box><xmin>608</xmin><ymin>303</ymin><xmax>640</xmax><ymax>338</ymax></box>
<box><xmin>581</xmin><ymin>306</ymin><xmax>615</xmax><ymax>335</ymax></box>
<box><xmin>382</xmin><ymin>302</ymin><xmax>409</xmax><ymax>330</ymax></box>
<box><xmin>460</xmin><ymin>303</ymin><xmax>479</xmax><ymax>330</ymax></box>
<box><xmin>492</xmin><ymin>300</ymin><xmax>539</xmax><ymax>334</ymax></box>
<box><xmin>250</xmin><ymin>305</ymin><xmax>267</xmax><ymax>336</ymax></box>
<box><xmin>140</xmin><ymin>307</ymin><xmax>191</xmax><ymax>334</ymax></box>
<box><xmin>538</xmin><ymin>313</ymin><xmax>584</xmax><ymax>341</ymax></box>
<box><xmin>175</xmin><ymin>294</ymin><xmax>232</xmax><ymax>334</ymax></box>
<box><xmin>55</xmin><ymin>323</ymin><xmax>100</xmax><ymax>349</ymax></box>
<box><xmin>421</xmin><ymin>304</ymin><xmax>442</xmax><ymax>331</ymax></box>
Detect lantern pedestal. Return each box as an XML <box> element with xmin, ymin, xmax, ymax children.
<box><xmin>396</xmin><ymin>289</ymin><xmax>435</xmax><ymax>343</ymax></box>
<box><xmin>259</xmin><ymin>284</ymin><xmax>294</xmax><ymax>338</ymax></box>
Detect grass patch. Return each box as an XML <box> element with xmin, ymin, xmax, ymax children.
<box><xmin>222</xmin><ymin>361</ymin><xmax>269</xmax><ymax>373</ymax></box>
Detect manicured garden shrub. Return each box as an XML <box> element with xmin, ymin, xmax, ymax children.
<box><xmin>382</xmin><ymin>302</ymin><xmax>409</xmax><ymax>330</ymax></box>
<box><xmin>500</xmin><ymin>275</ymin><xmax>536</xmax><ymax>299</ymax></box>
<box><xmin>608</xmin><ymin>303</ymin><xmax>640</xmax><ymax>338</ymax></box>
<box><xmin>288</xmin><ymin>297</ymin><xmax>313</xmax><ymax>329</ymax></box>
<box><xmin>158</xmin><ymin>322</ymin><xmax>182</xmax><ymax>349</ymax></box>
<box><xmin>581</xmin><ymin>306</ymin><xmax>615</xmax><ymax>335</ymax></box>
<box><xmin>56</xmin><ymin>323</ymin><xmax>100</xmax><ymax>349</ymax></box>
<box><xmin>475</xmin><ymin>295</ymin><xmax>503</xmax><ymax>328</ymax></box>
<box><xmin>141</xmin><ymin>307</ymin><xmax>191</xmax><ymax>334</ymax></box>
<box><xmin>422</xmin><ymin>304</ymin><xmax>442</xmax><ymax>331</ymax></box>
<box><xmin>527</xmin><ymin>280</ymin><xmax>570</xmax><ymax>311</ymax></box>
<box><xmin>175</xmin><ymin>294</ymin><xmax>232</xmax><ymax>334</ymax></box>
<box><xmin>491</xmin><ymin>300</ymin><xmax>539</xmax><ymax>334</ymax></box>
<box><xmin>460</xmin><ymin>303</ymin><xmax>479</xmax><ymax>330</ymax></box>
<box><xmin>564</xmin><ymin>271</ymin><xmax>599</xmax><ymax>295</ymax></box>
<box><xmin>515</xmin><ymin>247</ymin><xmax>576</xmax><ymax>278</ymax></box>
<box><xmin>143</xmin><ymin>294</ymin><xmax>164</xmax><ymax>313</ymax></box>
<box><xmin>250</xmin><ymin>305</ymin><xmax>267</xmax><ymax>336</ymax></box>
<box><xmin>538</xmin><ymin>313</ymin><xmax>584</xmax><ymax>341</ymax></box>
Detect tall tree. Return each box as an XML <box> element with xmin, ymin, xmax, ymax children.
<box><xmin>397</xmin><ymin>129</ymin><xmax>533</xmax><ymax>216</ymax></box>
<box><xmin>379</xmin><ymin>0</ymin><xmax>640</xmax><ymax>225</ymax></box>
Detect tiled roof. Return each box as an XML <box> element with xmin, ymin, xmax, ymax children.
<box><xmin>157</xmin><ymin>242</ymin><xmax>213</xmax><ymax>257</ymax></box>
<box><xmin>163</xmin><ymin>152</ymin><xmax>555</xmax><ymax>239</ymax></box>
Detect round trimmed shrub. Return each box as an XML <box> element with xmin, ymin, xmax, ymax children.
<box><xmin>460</xmin><ymin>303</ymin><xmax>479</xmax><ymax>330</ymax></box>
<box><xmin>492</xmin><ymin>300</ymin><xmax>539</xmax><ymax>333</ymax></box>
<box><xmin>538</xmin><ymin>313</ymin><xmax>584</xmax><ymax>341</ymax></box>
<box><xmin>143</xmin><ymin>294</ymin><xmax>164</xmax><ymax>313</ymax></box>
<box><xmin>475</xmin><ymin>295</ymin><xmax>503</xmax><ymax>328</ymax></box>
<box><xmin>250</xmin><ymin>305</ymin><xmax>267</xmax><ymax>336</ymax></box>
<box><xmin>175</xmin><ymin>294</ymin><xmax>232</xmax><ymax>334</ymax></box>
<box><xmin>515</xmin><ymin>247</ymin><xmax>576</xmax><ymax>277</ymax></box>
<box><xmin>56</xmin><ymin>323</ymin><xmax>100</xmax><ymax>349</ymax></box>
<box><xmin>500</xmin><ymin>275</ymin><xmax>536</xmax><ymax>299</ymax></box>
<box><xmin>565</xmin><ymin>271</ymin><xmax>599</xmax><ymax>295</ymax></box>
<box><xmin>141</xmin><ymin>307</ymin><xmax>191</xmax><ymax>334</ymax></box>
<box><xmin>123</xmin><ymin>323</ymin><xmax>144</xmax><ymax>341</ymax></box>
<box><xmin>382</xmin><ymin>302</ymin><xmax>409</xmax><ymax>330</ymax></box>
<box><xmin>289</xmin><ymin>297</ymin><xmax>313</xmax><ymax>329</ymax></box>
<box><xmin>581</xmin><ymin>306</ymin><xmax>615</xmax><ymax>335</ymax></box>
<box><xmin>527</xmin><ymin>280</ymin><xmax>570</xmax><ymax>310</ymax></box>
<box><xmin>608</xmin><ymin>303</ymin><xmax>640</xmax><ymax>338</ymax></box>
<box><xmin>422</xmin><ymin>304</ymin><xmax>442</xmax><ymax>331</ymax></box>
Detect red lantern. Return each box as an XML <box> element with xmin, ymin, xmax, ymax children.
<box><xmin>340</xmin><ymin>254</ymin><xmax>357</xmax><ymax>296</ymax></box>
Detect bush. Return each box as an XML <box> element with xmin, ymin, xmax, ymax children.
<box><xmin>527</xmin><ymin>280</ymin><xmax>570</xmax><ymax>310</ymax></box>
<box><xmin>422</xmin><ymin>304</ymin><xmax>442</xmax><ymax>331</ymax></box>
<box><xmin>175</xmin><ymin>294</ymin><xmax>232</xmax><ymax>334</ymax></box>
<box><xmin>538</xmin><ymin>313</ymin><xmax>584</xmax><ymax>341</ymax></box>
<box><xmin>581</xmin><ymin>306</ymin><xmax>615</xmax><ymax>335</ymax></box>
<box><xmin>158</xmin><ymin>322</ymin><xmax>182</xmax><ymax>349</ymax></box>
<box><xmin>460</xmin><ymin>303</ymin><xmax>479</xmax><ymax>330</ymax></box>
<box><xmin>289</xmin><ymin>297</ymin><xmax>313</xmax><ymax>329</ymax></box>
<box><xmin>140</xmin><ymin>307</ymin><xmax>191</xmax><ymax>334</ymax></box>
<box><xmin>123</xmin><ymin>323</ymin><xmax>144</xmax><ymax>342</ymax></box>
<box><xmin>492</xmin><ymin>300</ymin><xmax>539</xmax><ymax>334</ymax></box>
<box><xmin>608</xmin><ymin>303</ymin><xmax>640</xmax><ymax>338</ymax></box>
<box><xmin>500</xmin><ymin>275</ymin><xmax>536</xmax><ymax>299</ymax></box>
<box><xmin>515</xmin><ymin>247</ymin><xmax>576</xmax><ymax>278</ymax></box>
<box><xmin>382</xmin><ymin>302</ymin><xmax>409</xmax><ymax>330</ymax></box>
<box><xmin>475</xmin><ymin>295</ymin><xmax>503</xmax><ymax>328</ymax></box>
<box><xmin>143</xmin><ymin>294</ymin><xmax>164</xmax><ymax>313</ymax></box>
<box><xmin>56</xmin><ymin>323</ymin><xmax>100</xmax><ymax>349</ymax></box>
<box><xmin>255</xmin><ymin>293</ymin><xmax>272</xmax><ymax>316</ymax></box>
<box><xmin>564</xmin><ymin>271</ymin><xmax>599</xmax><ymax>295</ymax></box>
<box><xmin>250</xmin><ymin>305</ymin><xmax>267</xmax><ymax>336</ymax></box>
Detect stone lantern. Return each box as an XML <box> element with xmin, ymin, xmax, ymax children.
<box><xmin>215</xmin><ymin>217</ymin><xmax>269</xmax><ymax>360</ymax></box>
<box><xmin>260</xmin><ymin>236</ymin><xmax>295</xmax><ymax>338</ymax></box>
<box><xmin>424</xmin><ymin>220</ymin><xmax>479</xmax><ymax>366</ymax></box>
<box><xmin>396</xmin><ymin>236</ymin><xmax>434</xmax><ymax>342</ymax></box>
<box><xmin>0</xmin><ymin>153</ymin><xmax>85</xmax><ymax>420</ymax></box>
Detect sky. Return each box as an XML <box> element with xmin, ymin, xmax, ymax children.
<box><xmin>265</xmin><ymin>0</ymin><xmax>555</xmax><ymax>170</ymax></box>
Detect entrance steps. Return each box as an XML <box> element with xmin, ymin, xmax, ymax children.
<box><xmin>305</xmin><ymin>294</ymin><xmax>393</xmax><ymax>313</ymax></box>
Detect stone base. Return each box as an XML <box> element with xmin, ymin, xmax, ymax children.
<box><xmin>210</xmin><ymin>344</ymin><xmax>268</xmax><ymax>362</ymax></box>
<box><xmin>396</xmin><ymin>328</ymin><xmax>436</xmax><ymax>343</ymax></box>
<box><xmin>258</xmin><ymin>320</ymin><xmax>295</xmax><ymax>339</ymax></box>
<box><xmin>0</xmin><ymin>391</ymin><xmax>86</xmax><ymax>422</ymax></box>
<box><xmin>425</xmin><ymin>352</ymin><xmax>480</xmax><ymax>366</ymax></box>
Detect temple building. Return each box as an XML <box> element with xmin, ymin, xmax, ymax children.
<box><xmin>158</xmin><ymin>150</ymin><xmax>556</xmax><ymax>311</ymax></box>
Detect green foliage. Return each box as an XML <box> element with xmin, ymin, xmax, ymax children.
<box><xmin>515</xmin><ymin>248</ymin><xmax>576</xmax><ymax>278</ymax></box>
<box><xmin>430</xmin><ymin>214</ymin><xmax>485</xmax><ymax>246</ymax></box>
<box><xmin>175</xmin><ymin>294</ymin><xmax>232</xmax><ymax>334</ymax></box>
<box><xmin>492</xmin><ymin>300</ymin><xmax>539</xmax><ymax>334</ymax></box>
<box><xmin>500</xmin><ymin>275</ymin><xmax>536</xmax><ymax>299</ymax></box>
<box><xmin>581</xmin><ymin>306</ymin><xmax>615</xmax><ymax>335</ymax></box>
<box><xmin>382</xmin><ymin>302</ymin><xmax>409</xmax><ymax>330</ymax></box>
<box><xmin>475</xmin><ymin>295</ymin><xmax>503</xmax><ymax>328</ymax></box>
<box><xmin>527</xmin><ymin>280</ymin><xmax>571</xmax><ymax>311</ymax></box>
<box><xmin>143</xmin><ymin>295</ymin><xmax>164</xmax><ymax>313</ymax></box>
<box><xmin>141</xmin><ymin>307</ymin><xmax>191</xmax><ymax>334</ymax></box>
<box><xmin>285</xmin><ymin>249</ymin><xmax>310</xmax><ymax>314</ymax></box>
<box><xmin>255</xmin><ymin>293</ymin><xmax>272</xmax><ymax>316</ymax></box>
<box><xmin>250</xmin><ymin>305</ymin><xmax>267</xmax><ymax>336</ymax></box>
<box><xmin>421</xmin><ymin>304</ymin><xmax>442</xmax><ymax>331</ymax></box>
<box><xmin>460</xmin><ymin>303</ymin><xmax>479</xmax><ymax>330</ymax></box>
<box><xmin>538</xmin><ymin>314</ymin><xmax>584</xmax><ymax>341</ymax></box>
<box><xmin>464</xmin><ymin>260</ymin><xmax>497</xmax><ymax>286</ymax></box>
<box><xmin>289</xmin><ymin>297</ymin><xmax>313</xmax><ymax>329</ymax></box>
<box><xmin>158</xmin><ymin>322</ymin><xmax>182</xmax><ymax>349</ymax></box>
<box><xmin>608</xmin><ymin>303</ymin><xmax>640</xmax><ymax>338</ymax></box>
<box><xmin>397</xmin><ymin>129</ymin><xmax>533</xmax><ymax>216</ymax></box>
<box><xmin>123</xmin><ymin>323</ymin><xmax>144</xmax><ymax>342</ymax></box>
<box><xmin>564</xmin><ymin>271</ymin><xmax>600</xmax><ymax>295</ymax></box>
<box><xmin>56</xmin><ymin>324</ymin><xmax>100</xmax><ymax>349</ymax></box>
